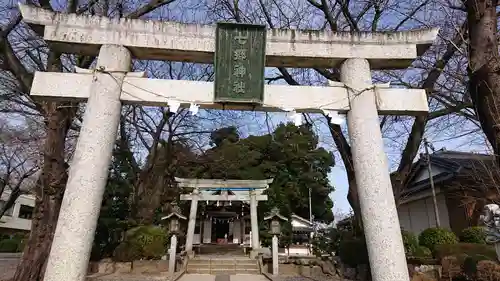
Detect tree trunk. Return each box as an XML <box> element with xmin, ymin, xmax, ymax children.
<box><xmin>13</xmin><ymin>103</ymin><xmax>74</xmax><ymax>281</ymax></box>
<box><xmin>135</xmin><ymin>180</ymin><xmax>163</xmax><ymax>225</ymax></box>
<box><xmin>466</xmin><ymin>0</ymin><xmax>500</xmax><ymax>159</ymax></box>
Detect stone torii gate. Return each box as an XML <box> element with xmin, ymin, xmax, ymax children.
<box><xmin>176</xmin><ymin>178</ymin><xmax>271</xmax><ymax>254</ymax></box>
<box><xmin>19</xmin><ymin>4</ymin><xmax>438</xmax><ymax>281</ymax></box>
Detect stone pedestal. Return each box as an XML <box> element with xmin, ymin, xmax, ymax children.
<box><xmin>169</xmin><ymin>235</ymin><xmax>177</xmax><ymax>275</ymax></box>
<box><xmin>43</xmin><ymin>45</ymin><xmax>131</xmax><ymax>281</ymax></box>
<box><xmin>272</xmin><ymin>235</ymin><xmax>279</xmax><ymax>275</ymax></box>
<box><xmin>341</xmin><ymin>58</ymin><xmax>409</xmax><ymax>281</ymax></box>
<box><xmin>250</xmin><ymin>191</ymin><xmax>259</xmax><ymax>249</ymax></box>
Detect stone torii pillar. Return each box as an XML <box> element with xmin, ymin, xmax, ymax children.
<box><xmin>249</xmin><ymin>189</ymin><xmax>260</xmax><ymax>249</ymax></box>
<box><xmin>43</xmin><ymin>44</ymin><xmax>132</xmax><ymax>281</ymax></box>
<box><xmin>185</xmin><ymin>188</ymin><xmax>199</xmax><ymax>254</ymax></box>
<box><xmin>341</xmin><ymin>58</ymin><xmax>408</xmax><ymax>281</ymax></box>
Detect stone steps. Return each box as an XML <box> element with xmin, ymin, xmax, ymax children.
<box><xmin>196</xmin><ymin>244</ymin><xmax>246</xmax><ymax>256</ymax></box>
<box><xmin>187</xmin><ymin>257</ymin><xmax>259</xmax><ymax>275</ymax></box>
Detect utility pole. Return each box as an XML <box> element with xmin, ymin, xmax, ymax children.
<box><xmin>309</xmin><ymin>187</ymin><xmax>313</xmax><ymax>223</ymax></box>
<box><xmin>423</xmin><ymin>138</ymin><xmax>441</xmax><ymax>227</ymax></box>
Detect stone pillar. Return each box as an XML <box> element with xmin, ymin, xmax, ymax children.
<box><xmin>199</xmin><ymin>218</ymin><xmax>204</xmax><ymax>245</ymax></box>
<box><xmin>185</xmin><ymin>189</ymin><xmax>199</xmax><ymax>253</ymax></box>
<box><xmin>44</xmin><ymin>45</ymin><xmax>131</xmax><ymax>281</ymax></box>
<box><xmin>250</xmin><ymin>191</ymin><xmax>259</xmax><ymax>249</ymax></box>
<box><xmin>169</xmin><ymin>234</ymin><xmax>177</xmax><ymax>275</ymax></box>
<box><xmin>272</xmin><ymin>235</ymin><xmax>279</xmax><ymax>275</ymax></box>
<box><xmin>341</xmin><ymin>58</ymin><xmax>409</xmax><ymax>281</ymax></box>
<box><xmin>240</xmin><ymin>218</ymin><xmax>245</xmax><ymax>245</ymax></box>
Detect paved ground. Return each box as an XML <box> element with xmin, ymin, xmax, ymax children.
<box><xmin>178</xmin><ymin>274</ymin><xmax>215</xmax><ymax>281</ymax></box>
<box><xmin>0</xmin><ymin>258</ymin><xmax>329</xmax><ymax>281</ymax></box>
<box><xmin>229</xmin><ymin>274</ymin><xmax>267</xmax><ymax>281</ymax></box>
<box><xmin>178</xmin><ymin>274</ymin><xmax>269</xmax><ymax>281</ymax></box>
<box><xmin>0</xmin><ymin>256</ymin><xmax>19</xmax><ymax>281</ymax></box>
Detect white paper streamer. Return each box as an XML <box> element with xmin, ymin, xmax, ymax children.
<box><xmin>189</xmin><ymin>103</ymin><xmax>200</xmax><ymax>115</ymax></box>
<box><xmin>167</xmin><ymin>100</ymin><xmax>181</xmax><ymax>113</ymax></box>
<box><xmin>290</xmin><ymin>111</ymin><xmax>303</xmax><ymax>126</ymax></box>
<box><xmin>323</xmin><ymin>110</ymin><xmax>345</xmax><ymax>125</ymax></box>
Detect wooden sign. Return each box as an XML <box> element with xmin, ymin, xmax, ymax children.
<box><xmin>214</xmin><ymin>22</ymin><xmax>266</xmax><ymax>104</ymax></box>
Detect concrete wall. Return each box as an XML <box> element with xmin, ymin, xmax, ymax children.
<box><xmin>0</xmin><ymin>191</ymin><xmax>35</xmax><ymax>233</ymax></box>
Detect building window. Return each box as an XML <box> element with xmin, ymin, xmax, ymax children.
<box><xmin>0</xmin><ymin>200</ymin><xmax>14</xmax><ymax>216</ymax></box>
<box><xmin>18</xmin><ymin>205</ymin><xmax>34</xmax><ymax>219</ymax></box>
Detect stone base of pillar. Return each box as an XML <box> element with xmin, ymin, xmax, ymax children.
<box><xmin>250</xmin><ymin>250</ymin><xmax>259</xmax><ymax>259</ymax></box>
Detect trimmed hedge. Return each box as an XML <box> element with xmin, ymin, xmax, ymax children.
<box><xmin>462</xmin><ymin>254</ymin><xmax>492</xmax><ymax>276</ymax></box>
<box><xmin>112</xmin><ymin>225</ymin><xmax>168</xmax><ymax>262</ymax></box>
<box><xmin>413</xmin><ymin>246</ymin><xmax>432</xmax><ymax>258</ymax></box>
<box><xmin>0</xmin><ymin>239</ymin><xmax>20</xmax><ymax>253</ymax></box>
<box><xmin>338</xmin><ymin>238</ymin><xmax>368</xmax><ymax>267</ymax></box>
<box><xmin>418</xmin><ymin>227</ymin><xmax>458</xmax><ymax>252</ymax></box>
<box><xmin>402</xmin><ymin>230</ymin><xmax>419</xmax><ymax>255</ymax></box>
<box><xmin>459</xmin><ymin>227</ymin><xmax>486</xmax><ymax>244</ymax></box>
<box><xmin>113</xmin><ymin>241</ymin><xmax>142</xmax><ymax>262</ymax></box>
<box><xmin>434</xmin><ymin>243</ymin><xmax>498</xmax><ymax>261</ymax></box>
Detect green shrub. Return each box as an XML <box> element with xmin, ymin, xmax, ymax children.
<box><xmin>312</xmin><ymin>228</ymin><xmax>342</xmax><ymax>257</ymax></box>
<box><xmin>113</xmin><ymin>241</ymin><xmax>142</xmax><ymax>262</ymax></box>
<box><xmin>434</xmin><ymin>243</ymin><xmax>498</xmax><ymax>261</ymax></box>
<box><xmin>14</xmin><ymin>233</ymin><xmax>29</xmax><ymax>252</ymax></box>
<box><xmin>413</xmin><ymin>246</ymin><xmax>432</xmax><ymax>258</ymax></box>
<box><xmin>418</xmin><ymin>227</ymin><xmax>458</xmax><ymax>252</ymax></box>
<box><xmin>459</xmin><ymin>227</ymin><xmax>486</xmax><ymax>244</ymax></box>
<box><xmin>401</xmin><ymin>230</ymin><xmax>419</xmax><ymax>255</ymax></box>
<box><xmin>112</xmin><ymin>225</ymin><xmax>168</xmax><ymax>262</ymax></box>
<box><xmin>0</xmin><ymin>239</ymin><xmax>20</xmax><ymax>253</ymax></box>
<box><xmin>462</xmin><ymin>254</ymin><xmax>492</xmax><ymax>277</ymax></box>
<box><xmin>338</xmin><ymin>238</ymin><xmax>368</xmax><ymax>267</ymax></box>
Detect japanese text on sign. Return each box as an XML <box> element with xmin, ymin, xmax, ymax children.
<box><xmin>232</xmin><ymin>31</ymin><xmax>248</xmax><ymax>95</ymax></box>
<box><xmin>214</xmin><ymin>23</ymin><xmax>266</xmax><ymax>104</ymax></box>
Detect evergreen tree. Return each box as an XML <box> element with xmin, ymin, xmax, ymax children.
<box><xmin>190</xmin><ymin>123</ymin><xmax>335</xmax><ymax>223</ymax></box>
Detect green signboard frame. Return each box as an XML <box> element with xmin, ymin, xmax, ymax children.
<box><xmin>214</xmin><ymin>22</ymin><xmax>266</xmax><ymax>104</ymax></box>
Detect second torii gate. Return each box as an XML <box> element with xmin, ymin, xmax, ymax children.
<box><xmin>19</xmin><ymin>4</ymin><xmax>438</xmax><ymax>281</ymax></box>
<box><xmin>176</xmin><ymin>178</ymin><xmax>271</xmax><ymax>254</ymax></box>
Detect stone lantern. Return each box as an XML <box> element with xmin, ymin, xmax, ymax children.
<box><xmin>161</xmin><ymin>203</ymin><xmax>186</xmax><ymax>234</ymax></box>
<box><xmin>160</xmin><ymin>203</ymin><xmax>187</xmax><ymax>275</ymax></box>
<box><xmin>480</xmin><ymin>204</ymin><xmax>500</xmax><ymax>262</ymax></box>
<box><xmin>264</xmin><ymin>207</ymin><xmax>288</xmax><ymax>235</ymax></box>
<box><xmin>264</xmin><ymin>207</ymin><xmax>288</xmax><ymax>276</ymax></box>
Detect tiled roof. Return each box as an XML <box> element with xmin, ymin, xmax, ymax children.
<box><xmin>398</xmin><ymin>150</ymin><xmax>495</xmax><ymax>196</ymax></box>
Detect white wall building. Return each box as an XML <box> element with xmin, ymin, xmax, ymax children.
<box><xmin>0</xmin><ymin>190</ymin><xmax>35</xmax><ymax>234</ymax></box>
<box><xmin>396</xmin><ymin>150</ymin><xmax>494</xmax><ymax>235</ymax></box>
